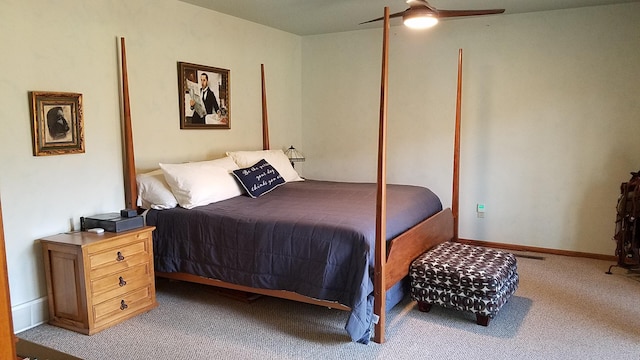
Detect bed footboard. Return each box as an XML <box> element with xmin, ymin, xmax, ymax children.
<box><xmin>384</xmin><ymin>208</ymin><xmax>453</xmax><ymax>290</ymax></box>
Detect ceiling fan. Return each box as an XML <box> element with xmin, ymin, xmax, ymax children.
<box><xmin>361</xmin><ymin>0</ymin><xmax>505</xmax><ymax>29</ymax></box>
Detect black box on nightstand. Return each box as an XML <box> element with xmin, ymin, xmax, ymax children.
<box><xmin>120</xmin><ymin>208</ymin><xmax>138</xmax><ymax>218</ymax></box>
<box><xmin>82</xmin><ymin>212</ymin><xmax>144</xmax><ymax>232</ymax></box>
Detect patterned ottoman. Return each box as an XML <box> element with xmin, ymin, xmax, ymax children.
<box><xmin>410</xmin><ymin>242</ymin><xmax>519</xmax><ymax>326</ymax></box>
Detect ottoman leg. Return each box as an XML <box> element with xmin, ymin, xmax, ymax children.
<box><xmin>417</xmin><ymin>301</ymin><xmax>432</xmax><ymax>312</ymax></box>
<box><xmin>476</xmin><ymin>314</ymin><xmax>490</xmax><ymax>326</ymax></box>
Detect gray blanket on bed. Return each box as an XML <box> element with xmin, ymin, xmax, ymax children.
<box><xmin>147</xmin><ymin>180</ymin><xmax>442</xmax><ymax>343</ymax></box>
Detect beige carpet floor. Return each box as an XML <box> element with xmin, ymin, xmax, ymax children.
<box><xmin>18</xmin><ymin>252</ymin><xmax>640</xmax><ymax>359</ymax></box>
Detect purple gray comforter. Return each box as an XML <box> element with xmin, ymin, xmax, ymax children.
<box><xmin>147</xmin><ymin>180</ymin><xmax>442</xmax><ymax>343</ymax></box>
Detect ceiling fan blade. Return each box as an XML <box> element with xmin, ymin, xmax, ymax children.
<box><xmin>437</xmin><ymin>9</ymin><xmax>505</xmax><ymax>18</ymax></box>
<box><xmin>359</xmin><ymin>10</ymin><xmax>407</xmax><ymax>25</ymax></box>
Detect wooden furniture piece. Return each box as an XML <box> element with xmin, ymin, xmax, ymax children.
<box><xmin>16</xmin><ymin>338</ymin><xmax>81</xmax><ymax>360</ymax></box>
<box><xmin>119</xmin><ymin>33</ymin><xmax>454</xmax><ymax>343</ymax></box>
<box><xmin>0</xmin><ymin>200</ymin><xmax>18</xmax><ymax>360</ymax></box>
<box><xmin>39</xmin><ymin>226</ymin><xmax>157</xmax><ymax>335</ymax></box>
<box><xmin>611</xmin><ymin>171</ymin><xmax>640</xmax><ymax>270</ymax></box>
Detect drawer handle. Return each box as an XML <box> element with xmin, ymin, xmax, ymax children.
<box><xmin>120</xmin><ymin>300</ymin><xmax>128</xmax><ymax>310</ymax></box>
<box><xmin>119</xmin><ymin>277</ymin><xmax>127</xmax><ymax>287</ymax></box>
<box><xmin>116</xmin><ymin>251</ymin><xmax>125</xmax><ymax>261</ymax></box>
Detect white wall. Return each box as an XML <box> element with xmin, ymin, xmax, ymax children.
<box><xmin>0</xmin><ymin>0</ymin><xmax>301</xmax><ymax>330</ymax></box>
<box><xmin>302</xmin><ymin>4</ymin><xmax>640</xmax><ymax>255</ymax></box>
<box><xmin>2</xmin><ymin>0</ymin><xmax>639</xmax><ymax>332</ymax></box>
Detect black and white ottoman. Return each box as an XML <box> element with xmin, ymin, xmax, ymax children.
<box><xmin>409</xmin><ymin>242</ymin><xmax>519</xmax><ymax>326</ymax></box>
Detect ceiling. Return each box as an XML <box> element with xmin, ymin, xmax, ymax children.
<box><xmin>178</xmin><ymin>0</ymin><xmax>639</xmax><ymax>35</ymax></box>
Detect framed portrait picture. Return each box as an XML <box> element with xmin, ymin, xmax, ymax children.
<box><xmin>29</xmin><ymin>91</ymin><xmax>84</xmax><ymax>156</ymax></box>
<box><xmin>177</xmin><ymin>62</ymin><xmax>230</xmax><ymax>129</ymax></box>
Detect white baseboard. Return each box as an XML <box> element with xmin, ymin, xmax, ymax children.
<box><xmin>12</xmin><ymin>296</ymin><xmax>49</xmax><ymax>333</ymax></box>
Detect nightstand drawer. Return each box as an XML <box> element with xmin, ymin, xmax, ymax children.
<box><xmin>89</xmin><ymin>244</ymin><xmax>152</xmax><ymax>280</ymax></box>
<box><xmin>91</xmin><ymin>263</ymin><xmax>152</xmax><ymax>304</ymax></box>
<box><xmin>93</xmin><ymin>285</ymin><xmax>154</xmax><ymax>328</ymax></box>
<box><xmin>89</xmin><ymin>240</ymin><xmax>148</xmax><ymax>269</ymax></box>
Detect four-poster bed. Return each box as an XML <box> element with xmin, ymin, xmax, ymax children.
<box><xmin>118</xmin><ymin>6</ymin><xmax>460</xmax><ymax>343</ymax></box>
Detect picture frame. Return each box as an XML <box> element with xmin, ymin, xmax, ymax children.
<box><xmin>177</xmin><ymin>62</ymin><xmax>230</xmax><ymax>129</ymax></box>
<box><xmin>29</xmin><ymin>91</ymin><xmax>84</xmax><ymax>156</ymax></box>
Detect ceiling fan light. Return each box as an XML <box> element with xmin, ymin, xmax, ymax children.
<box><xmin>403</xmin><ymin>10</ymin><xmax>438</xmax><ymax>29</ymax></box>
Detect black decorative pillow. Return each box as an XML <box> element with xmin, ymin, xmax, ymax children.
<box><xmin>231</xmin><ymin>159</ymin><xmax>285</xmax><ymax>198</ymax></box>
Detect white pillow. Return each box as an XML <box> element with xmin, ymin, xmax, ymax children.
<box><xmin>160</xmin><ymin>158</ymin><xmax>243</xmax><ymax>209</ymax></box>
<box><xmin>136</xmin><ymin>169</ymin><xmax>178</xmax><ymax>210</ymax></box>
<box><xmin>195</xmin><ymin>156</ymin><xmax>241</xmax><ymax>171</ymax></box>
<box><xmin>226</xmin><ymin>149</ymin><xmax>304</xmax><ymax>182</ymax></box>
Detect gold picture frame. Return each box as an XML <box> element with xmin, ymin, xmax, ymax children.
<box><xmin>29</xmin><ymin>91</ymin><xmax>84</xmax><ymax>156</ymax></box>
<box><xmin>178</xmin><ymin>62</ymin><xmax>230</xmax><ymax>129</ymax></box>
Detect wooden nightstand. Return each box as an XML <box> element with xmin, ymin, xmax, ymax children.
<box><xmin>39</xmin><ymin>226</ymin><xmax>157</xmax><ymax>335</ymax></box>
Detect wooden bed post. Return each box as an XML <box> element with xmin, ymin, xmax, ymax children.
<box><xmin>120</xmin><ymin>37</ymin><xmax>137</xmax><ymax>210</ymax></box>
<box><xmin>452</xmin><ymin>49</ymin><xmax>463</xmax><ymax>241</ymax></box>
<box><xmin>0</xmin><ymin>200</ymin><xmax>17</xmax><ymax>360</ymax></box>
<box><xmin>261</xmin><ymin>64</ymin><xmax>270</xmax><ymax>151</ymax></box>
<box><xmin>373</xmin><ymin>6</ymin><xmax>390</xmax><ymax>344</ymax></box>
